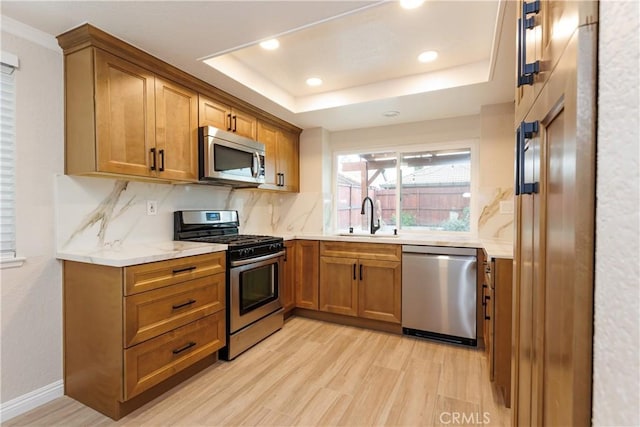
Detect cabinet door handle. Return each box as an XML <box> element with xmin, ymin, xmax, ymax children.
<box><xmin>172</xmin><ymin>266</ymin><xmax>196</xmax><ymax>274</ymax></box>
<box><xmin>516</xmin><ymin>121</ymin><xmax>540</xmax><ymax>195</ymax></box>
<box><xmin>150</xmin><ymin>148</ymin><xmax>157</xmax><ymax>171</ymax></box>
<box><xmin>172</xmin><ymin>299</ymin><xmax>196</xmax><ymax>310</ymax></box>
<box><xmin>280</xmin><ymin>173</ymin><xmax>285</xmax><ymax>187</ymax></box>
<box><xmin>172</xmin><ymin>341</ymin><xmax>196</xmax><ymax>355</ymax></box>
<box><xmin>353</xmin><ymin>264</ymin><xmax>356</xmax><ymax>280</ymax></box>
<box><xmin>226</xmin><ymin>113</ymin><xmax>232</xmax><ymax>131</ymax></box>
<box><xmin>232</xmin><ymin>115</ymin><xmax>237</xmax><ymax>132</ymax></box>
<box><xmin>517</xmin><ymin>0</ymin><xmax>540</xmax><ymax>87</ymax></box>
<box><xmin>359</xmin><ymin>264</ymin><xmax>363</xmax><ymax>281</ymax></box>
<box><xmin>158</xmin><ymin>149</ymin><xmax>165</xmax><ymax>172</ymax></box>
<box><xmin>484</xmin><ymin>295</ymin><xmax>491</xmax><ymax>319</ymax></box>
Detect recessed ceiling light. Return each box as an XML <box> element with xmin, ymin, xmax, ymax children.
<box><xmin>383</xmin><ymin>110</ymin><xmax>400</xmax><ymax>117</ymax></box>
<box><xmin>400</xmin><ymin>0</ymin><xmax>425</xmax><ymax>10</ymax></box>
<box><xmin>259</xmin><ymin>39</ymin><xmax>280</xmax><ymax>50</ymax></box>
<box><xmin>306</xmin><ymin>77</ymin><xmax>323</xmax><ymax>87</ymax></box>
<box><xmin>418</xmin><ymin>50</ymin><xmax>438</xmax><ymax>63</ymax></box>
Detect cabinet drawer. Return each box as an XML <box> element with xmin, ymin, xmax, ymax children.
<box><xmin>124</xmin><ymin>274</ymin><xmax>225</xmax><ymax>347</ymax></box>
<box><xmin>124</xmin><ymin>252</ymin><xmax>225</xmax><ymax>295</ymax></box>
<box><xmin>124</xmin><ymin>312</ymin><xmax>225</xmax><ymax>400</ymax></box>
<box><xmin>320</xmin><ymin>241</ymin><xmax>401</xmax><ymax>261</ymax></box>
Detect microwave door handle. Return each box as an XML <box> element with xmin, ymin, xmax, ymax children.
<box><xmin>252</xmin><ymin>152</ymin><xmax>260</xmax><ymax>178</ymax></box>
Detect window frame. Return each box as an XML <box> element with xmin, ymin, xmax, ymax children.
<box><xmin>0</xmin><ymin>51</ymin><xmax>25</xmax><ymax>269</ymax></box>
<box><xmin>332</xmin><ymin>138</ymin><xmax>479</xmax><ymax>236</ymax></box>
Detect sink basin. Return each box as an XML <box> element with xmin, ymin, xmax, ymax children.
<box><xmin>337</xmin><ymin>232</ymin><xmax>399</xmax><ymax>238</ymax></box>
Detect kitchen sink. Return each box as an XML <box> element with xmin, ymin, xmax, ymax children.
<box><xmin>337</xmin><ymin>232</ymin><xmax>400</xmax><ymax>238</ymax></box>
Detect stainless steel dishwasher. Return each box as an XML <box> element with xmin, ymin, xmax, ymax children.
<box><xmin>402</xmin><ymin>245</ymin><xmax>477</xmax><ymax>346</ymax></box>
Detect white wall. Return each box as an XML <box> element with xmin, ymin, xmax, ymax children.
<box><xmin>330</xmin><ymin>114</ymin><xmax>481</xmax><ymax>151</ymax></box>
<box><xmin>300</xmin><ymin>127</ymin><xmax>332</xmax><ymax>232</ymax></box>
<box><xmin>593</xmin><ymin>1</ymin><xmax>640</xmax><ymax>425</ymax></box>
<box><xmin>0</xmin><ymin>27</ymin><xmax>64</xmax><ymax>405</ymax></box>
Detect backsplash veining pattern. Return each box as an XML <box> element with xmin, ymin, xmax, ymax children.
<box><xmin>56</xmin><ymin>175</ymin><xmax>324</xmax><ymax>251</ymax></box>
<box><xmin>63</xmin><ymin>180</ymin><xmax>132</xmax><ymax>247</ymax></box>
<box><xmin>56</xmin><ymin>175</ymin><xmax>512</xmax><ymax>252</ymax></box>
<box><xmin>477</xmin><ymin>187</ymin><xmax>514</xmax><ymax>240</ymax></box>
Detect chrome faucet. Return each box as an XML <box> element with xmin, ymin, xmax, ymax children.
<box><xmin>361</xmin><ymin>196</ymin><xmax>381</xmax><ymax>234</ymax></box>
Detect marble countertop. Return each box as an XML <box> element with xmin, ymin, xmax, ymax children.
<box><xmin>481</xmin><ymin>240</ymin><xmax>514</xmax><ymax>259</ymax></box>
<box><xmin>290</xmin><ymin>233</ymin><xmax>514</xmax><ymax>259</ymax></box>
<box><xmin>56</xmin><ymin>233</ymin><xmax>512</xmax><ymax>267</ymax></box>
<box><xmin>56</xmin><ymin>241</ymin><xmax>227</xmax><ymax>267</ymax></box>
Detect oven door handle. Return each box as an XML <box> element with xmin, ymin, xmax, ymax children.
<box><xmin>230</xmin><ymin>250</ymin><xmax>285</xmax><ymax>267</ymax></box>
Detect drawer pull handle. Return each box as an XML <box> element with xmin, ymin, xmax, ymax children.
<box><xmin>172</xmin><ymin>299</ymin><xmax>196</xmax><ymax>310</ymax></box>
<box><xmin>172</xmin><ymin>266</ymin><xmax>197</xmax><ymax>274</ymax></box>
<box><xmin>172</xmin><ymin>341</ymin><xmax>196</xmax><ymax>355</ymax></box>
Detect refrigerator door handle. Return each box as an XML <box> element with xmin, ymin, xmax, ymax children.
<box><xmin>518</xmin><ymin>120</ymin><xmax>540</xmax><ymax>195</ymax></box>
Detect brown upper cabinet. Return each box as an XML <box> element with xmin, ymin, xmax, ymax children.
<box><xmin>65</xmin><ymin>48</ymin><xmax>198</xmax><ymax>182</ymax></box>
<box><xmin>515</xmin><ymin>0</ymin><xmax>598</xmax><ymax>124</ymax></box>
<box><xmin>199</xmin><ymin>95</ymin><xmax>257</xmax><ymax>140</ymax></box>
<box><xmin>257</xmin><ymin>120</ymin><xmax>300</xmax><ymax>192</ymax></box>
<box><xmin>57</xmin><ymin>24</ymin><xmax>301</xmax><ymax>186</ymax></box>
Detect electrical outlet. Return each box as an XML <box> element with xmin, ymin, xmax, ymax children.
<box><xmin>146</xmin><ymin>200</ymin><xmax>158</xmax><ymax>216</ymax></box>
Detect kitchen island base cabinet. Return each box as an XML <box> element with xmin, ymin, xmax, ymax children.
<box><xmin>63</xmin><ymin>252</ymin><xmax>226</xmax><ymax>420</ymax></box>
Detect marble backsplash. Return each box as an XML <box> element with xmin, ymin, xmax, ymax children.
<box><xmin>55</xmin><ymin>175</ymin><xmax>326</xmax><ymax>252</ymax></box>
<box><xmin>55</xmin><ymin>175</ymin><xmax>512</xmax><ymax>251</ymax></box>
<box><xmin>477</xmin><ymin>186</ymin><xmax>514</xmax><ymax>241</ymax></box>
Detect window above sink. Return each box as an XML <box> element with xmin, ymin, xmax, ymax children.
<box><xmin>333</xmin><ymin>140</ymin><xmax>477</xmax><ymax>236</ymax></box>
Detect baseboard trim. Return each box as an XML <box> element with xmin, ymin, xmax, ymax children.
<box><xmin>0</xmin><ymin>380</ymin><xmax>64</xmax><ymax>422</ymax></box>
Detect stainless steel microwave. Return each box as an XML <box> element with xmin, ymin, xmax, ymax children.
<box><xmin>198</xmin><ymin>126</ymin><xmax>265</xmax><ymax>187</ymax></box>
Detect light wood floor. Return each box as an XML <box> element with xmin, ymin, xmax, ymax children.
<box><xmin>7</xmin><ymin>317</ymin><xmax>510</xmax><ymax>426</ymax></box>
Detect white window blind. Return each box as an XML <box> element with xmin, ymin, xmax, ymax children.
<box><xmin>1</xmin><ymin>57</ymin><xmax>17</xmax><ymax>259</ymax></box>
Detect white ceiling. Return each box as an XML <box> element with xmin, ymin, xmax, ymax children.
<box><xmin>1</xmin><ymin>0</ymin><xmax>516</xmax><ymax>131</ymax></box>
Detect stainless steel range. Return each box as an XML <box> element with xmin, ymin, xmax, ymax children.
<box><xmin>174</xmin><ymin>210</ymin><xmax>284</xmax><ymax>360</ymax></box>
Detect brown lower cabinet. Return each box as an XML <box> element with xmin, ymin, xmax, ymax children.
<box><xmin>294</xmin><ymin>240</ymin><xmax>320</xmax><ymax>310</ymax></box>
<box><xmin>63</xmin><ymin>252</ymin><xmax>226</xmax><ymax>420</ymax></box>
<box><xmin>482</xmin><ymin>253</ymin><xmax>513</xmax><ymax>407</ymax></box>
<box><xmin>319</xmin><ymin>241</ymin><xmax>401</xmax><ymax>324</ymax></box>
<box><xmin>281</xmin><ymin>240</ymin><xmax>297</xmax><ymax>313</ymax></box>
